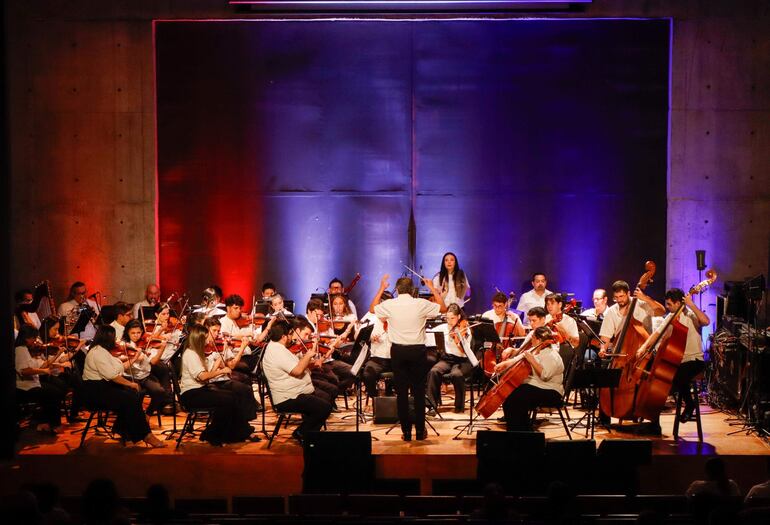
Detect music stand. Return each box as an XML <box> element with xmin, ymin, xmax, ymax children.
<box><xmin>348</xmin><ymin>323</ymin><xmax>375</xmax><ymax>430</ymax></box>
<box><xmin>569</xmin><ymin>368</ymin><xmax>621</xmax><ymax>439</ymax></box>
<box><xmin>68</xmin><ymin>308</ymin><xmax>91</xmax><ymax>337</ymax></box>
<box><xmin>453</xmin><ymin>321</ymin><xmax>498</xmax><ymax>439</ymax></box>
<box><xmin>284</xmin><ymin>300</ymin><xmax>295</xmax><ymax>314</ymax></box>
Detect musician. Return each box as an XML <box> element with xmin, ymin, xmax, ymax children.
<box><xmin>14</xmin><ymin>288</ymin><xmax>41</xmax><ymax>329</ymax></box>
<box><xmin>291</xmin><ymin>317</ymin><xmax>339</xmax><ymax>402</ymax></box>
<box><xmin>305</xmin><ymin>298</ymin><xmax>356</xmax><ymax>395</ymax></box>
<box><xmin>203</xmin><ymin>317</ymin><xmax>260</xmax><ymax>418</ymax></box>
<box><xmin>581</xmin><ymin>289</ymin><xmax>609</xmax><ymax>321</ymax></box>
<box><xmin>14</xmin><ymin>325</ymin><xmax>66</xmax><ymax>433</ymax></box>
<box><xmin>544</xmin><ymin>293</ymin><xmax>580</xmax><ymax>349</ymax></box>
<box><xmin>598</xmin><ymin>280</ymin><xmax>665</xmax><ymax>358</ymax></box>
<box><xmin>180</xmin><ymin>325</ymin><xmax>261</xmax><ymax>445</ymax></box>
<box><xmin>482</xmin><ymin>292</ymin><xmax>525</xmax><ymax>337</ymax></box>
<box><xmin>109</xmin><ymin>302</ymin><xmax>133</xmax><ymax>341</ymax></box>
<box><xmin>269</xmin><ymin>294</ymin><xmax>294</xmax><ymax>317</ymax></box>
<box><xmin>261</xmin><ymin>282</ymin><xmax>277</xmax><ymax>300</ymax></box>
<box><xmin>501</xmin><ymin>307</ymin><xmax>548</xmax><ymax>360</ymax></box>
<box><xmin>516</xmin><ymin>273</ymin><xmax>552</xmax><ymax>326</ymax></box>
<box><xmin>192</xmin><ymin>286</ymin><xmax>226</xmax><ymax>316</ymax></box>
<box><xmin>263</xmin><ymin>320</ymin><xmax>333</xmax><ymax>444</ymax></box>
<box><xmin>121</xmin><ymin>320</ymin><xmax>173</xmax><ymax>416</ymax></box>
<box><xmin>131</xmin><ymin>284</ymin><xmax>161</xmax><ymax>319</ymax></box>
<box><xmin>328</xmin><ymin>278</ymin><xmax>358</xmax><ymax>318</ymax></box>
<box><xmin>370</xmin><ymin>274</ymin><xmax>446</xmax><ymax>441</ymax></box>
<box><xmin>219</xmin><ymin>294</ymin><xmax>275</xmax><ymax>371</ymax></box>
<box><xmin>427</xmin><ymin>304</ymin><xmax>474</xmax><ymax>414</ymax></box>
<box><xmin>493</xmin><ymin>326</ymin><xmax>564</xmax><ymax>432</ymax></box>
<box><xmin>432</xmin><ymin>252</ymin><xmax>470</xmax><ymax>308</ymax></box>
<box><xmin>648</xmin><ymin>288</ymin><xmax>710</xmax><ymax>423</ymax></box>
<box><xmin>361</xmin><ymin>291</ymin><xmax>393</xmax><ymax>399</ymax></box>
<box><xmin>81</xmin><ymin>325</ymin><xmax>165</xmax><ymax>447</ymax></box>
<box><xmin>57</xmin><ymin>281</ymin><xmax>98</xmax><ymax>340</ymax></box>
<box><xmin>39</xmin><ymin>316</ymin><xmax>84</xmax><ymax>422</ymax></box>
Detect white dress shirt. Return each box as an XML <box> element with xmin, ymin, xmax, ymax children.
<box><xmin>180</xmin><ymin>349</ymin><xmax>207</xmax><ymax>395</ymax></box>
<box><xmin>521</xmin><ymin>344</ymin><xmax>564</xmax><ymax>395</ymax></box>
<box><xmin>83</xmin><ymin>345</ymin><xmax>123</xmax><ymax>381</ymax></box>
<box><xmin>516</xmin><ymin>289</ymin><xmax>551</xmax><ymax>324</ymax></box>
<box><xmin>373</xmin><ymin>294</ymin><xmax>441</xmax><ymax>345</ymax></box>
<box><xmin>544</xmin><ymin>313</ymin><xmax>580</xmax><ymax>348</ymax></box>
<box><xmin>599</xmin><ymin>300</ymin><xmax>655</xmax><ymax>341</ymax></box>
<box><xmin>15</xmin><ymin>346</ymin><xmax>42</xmax><ymax>390</ymax></box>
<box><xmin>58</xmin><ymin>298</ymin><xmax>99</xmax><ymax>340</ymax></box>
<box><xmin>110</xmin><ymin>320</ymin><xmax>126</xmax><ymax>342</ymax></box>
<box><xmin>359</xmin><ymin>312</ymin><xmax>391</xmax><ymax>359</ymax></box>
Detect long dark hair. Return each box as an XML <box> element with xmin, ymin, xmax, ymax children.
<box><xmin>122</xmin><ymin>320</ymin><xmax>144</xmax><ymax>342</ymax></box>
<box><xmin>438</xmin><ymin>252</ymin><xmax>467</xmax><ymax>298</ymax></box>
<box><xmin>15</xmin><ymin>325</ymin><xmax>39</xmax><ymax>347</ymax></box>
<box><xmin>186</xmin><ymin>325</ymin><xmax>209</xmax><ymax>368</ymax></box>
<box><xmin>90</xmin><ymin>325</ymin><xmax>116</xmax><ymax>351</ymax></box>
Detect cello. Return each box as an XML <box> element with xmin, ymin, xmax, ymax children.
<box><xmin>482</xmin><ymin>292</ymin><xmax>518</xmax><ymax>377</ymax></box>
<box><xmin>598</xmin><ymin>261</ymin><xmax>657</xmax><ymax>420</ymax></box>
<box><xmin>632</xmin><ymin>270</ymin><xmax>717</xmax><ymax>421</ymax></box>
<box><xmin>476</xmin><ymin>338</ymin><xmax>556</xmax><ymax>419</ymax></box>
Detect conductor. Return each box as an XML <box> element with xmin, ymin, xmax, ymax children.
<box><xmin>369</xmin><ymin>274</ymin><xmax>447</xmax><ymax>441</ymax></box>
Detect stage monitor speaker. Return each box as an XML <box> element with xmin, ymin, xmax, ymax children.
<box><xmin>373</xmin><ymin>396</ymin><xmax>399</xmax><ymax>424</ymax></box>
<box><xmin>696</xmin><ymin>250</ymin><xmax>707</xmax><ymax>271</ymax></box>
<box><xmin>545</xmin><ymin>440</ymin><xmax>597</xmax><ymax>490</ymax></box>
<box><xmin>597</xmin><ymin>439</ymin><xmax>652</xmax><ymax>466</ymax></box>
<box><xmin>303</xmin><ymin>431</ymin><xmax>373</xmax><ymax>494</ymax></box>
<box><xmin>476</xmin><ymin>431</ymin><xmax>545</xmax><ymax>494</ymax></box>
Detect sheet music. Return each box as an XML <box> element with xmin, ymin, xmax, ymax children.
<box><xmin>350</xmin><ymin>342</ymin><xmax>369</xmax><ymax>376</ymax></box>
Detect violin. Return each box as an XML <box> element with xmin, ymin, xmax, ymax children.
<box><xmin>545</xmin><ymin>299</ymin><xmax>578</xmax><ymax>344</ymax></box>
<box><xmin>110</xmin><ymin>341</ymin><xmax>139</xmax><ymax>358</ymax></box>
<box><xmin>449</xmin><ymin>319</ymin><xmax>470</xmax><ymax>349</ymax></box>
<box><xmin>317</xmin><ymin>314</ymin><xmax>332</xmax><ymax>333</ymax></box>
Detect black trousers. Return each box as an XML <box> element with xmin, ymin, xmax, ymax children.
<box><xmin>363</xmin><ymin>357</ymin><xmax>392</xmax><ymax>397</ymax></box>
<box><xmin>181</xmin><ymin>385</ymin><xmax>251</xmax><ymax>444</ymax></box>
<box><xmin>81</xmin><ymin>380</ymin><xmax>150</xmax><ymax>442</ymax></box>
<box><xmin>133</xmin><ymin>375</ymin><xmax>173</xmax><ymax>413</ymax></box>
<box><xmin>427</xmin><ymin>357</ymin><xmax>472</xmax><ymax>411</ymax></box>
<box><xmin>213</xmin><ymin>379</ymin><xmax>259</xmax><ymax>421</ymax></box>
<box><xmin>324</xmin><ymin>359</ymin><xmax>355</xmax><ymax>393</ymax></box>
<box><xmin>150</xmin><ymin>362</ymin><xmax>172</xmax><ymax>394</ymax></box>
<box><xmin>391</xmin><ymin>343</ymin><xmax>429</xmax><ymax>435</ymax></box>
<box><xmin>43</xmin><ymin>369</ymin><xmax>83</xmax><ymax>419</ymax></box>
<box><xmin>17</xmin><ymin>383</ymin><xmax>64</xmax><ymax>429</ymax></box>
<box><xmin>502</xmin><ymin>383</ymin><xmax>561</xmax><ymax>432</ymax></box>
<box><xmin>671</xmin><ymin>359</ymin><xmax>706</xmax><ymax>411</ymax></box>
<box><xmin>310</xmin><ymin>368</ymin><xmax>340</xmax><ymax>402</ymax></box>
<box><xmin>275</xmin><ymin>393</ymin><xmax>333</xmax><ymax>435</ymax></box>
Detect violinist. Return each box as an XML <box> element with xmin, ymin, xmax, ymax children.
<box><xmin>493</xmin><ymin>326</ymin><xmax>564</xmax><ymax>431</ymax></box>
<box><xmin>361</xmin><ymin>291</ymin><xmax>393</xmax><ymax>399</ymax></box>
<box><xmin>180</xmin><ymin>325</ymin><xmax>261</xmax><ymax>445</ymax></box>
<box><xmin>39</xmin><ymin>316</ymin><xmax>85</xmax><ymax>422</ymax></box>
<box><xmin>516</xmin><ymin>273</ymin><xmax>552</xmax><ymax>327</ymax></box>
<box><xmin>291</xmin><ymin>317</ymin><xmax>339</xmax><ymax>403</ymax></box>
<box><xmin>121</xmin><ymin>320</ymin><xmax>173</xmax><ymax>416</ymax></box>
<box><xmin>305</xmin><ymin>298</ymin><xmax>356</xmax><ymax>395</ymax></box>
<box><xmin>109</xmin><ymin>302</ymin><xmax>133</xmax><ymax>341</ymax></box>
<box><xmin>57</xmin><ymin>281</ymin><xmax>98</xmax><ymax>339</ymax></box>
<box><xmin>544</xmin><ymin>293</ymin><xmax>580</xmax><ymax>349</ymax></box>
<box><xmin>192</xmin><ymin>286</ymin><xmax>226</xmax><ymax>317</ymax></box>
<box><xmin>482</xmin><ymin>292</ymin><xmax>525</xmax><ymax>338</ymax></box>
<box><xmin>501</xmin><ymin>307</ymin><xmax>548</xmax><ymax>360</ymax></box>
<box><xmin>262</xmin><ymin>320</ymin><xmax>333</xmax><ymax>444</ymax></box>
<box><xmin>598</xmin><ymin>280</ymin><xmax>665</xmax><ymax>358</ymax></box>
<box><xmin>261</xmin><ymin>282</ymin><xmax>277</xmax><ymax>300</ymax></box>
<box><xmin>147</xmin><ymin>303</ymin><xmax>182</xmax><ymax>362</ymax></box>
<box><xmin>427</xmin><ymin>304</ymin><xmax>474</xmax><ymax>414</ymax></box>
<box><xmin>81</xmin><ymin>325</ymin><xmax>166</xmax><ymax>447</ymax></box>
<box><xmin>650</xmin><ymin>288</ymin><xmax>709</xmax><ymax>423</ymax></box>
<box><xmin>328</xmin><ymin>278</ymin><xmax>358</xmax><ymax>318</ymax></box>
<box><xmin>203</xmin><ymin>317</ymin><xmax>260</xmax><ymax>420</ymax></box>
<box><xmin>131</xmin><ymin>283</ymin><xmax>160</xmax><ymax>319</ymax></box>
<box><xmin>432</xmin><ymin>252</ymin><xmax>470</xmax><ymax>307</ymax></box>
<box><xmin>219</xmin><ymin>294</ymin><xmax>275</xmax><ymax>371</ymax></box>
<box><xmin>14</xmin><ymin>325</ymin><xmax>66</xmax><ymax>433</ymax></box>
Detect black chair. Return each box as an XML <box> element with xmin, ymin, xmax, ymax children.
<box><xmin>530</xmin><ymin>343</ymin><xmax>576</xmax><ymax>439</ymax></box>
<box><xmin>265</xmin><ymin>381</ymin><xmax>304</xmax><ymax>449</ymax></box>
<box><xmin>169</xmin><ymin>352</ymin><xmax>213</xmax><ymax>449</ymax></box>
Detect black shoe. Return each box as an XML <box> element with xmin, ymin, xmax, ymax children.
<box><xmin>416</xmin><ymin>429</ymin><xmax>428</xmax><ymax>441</ymax></box>
<box><xmin>291</xmin><ymin>429</ymin><xmax>304</xmax><ymax>444</ymax></box>
<box><xmin>67</xmin><ymin>416</ymin><xmax>85</xmax><ymax>424</ymax></box>
<box><xmin>426</xmin><ymin>408</ymin><xmax>437</xmax><ymax>417</ymax></box>
<box><xmin>680</xmin><ymin>407</ymin><xmax>695</xmax><ymax>423</ymax></box>
<box><xmin>401</xmin><ymin>433</ymin><xmax>412</xmax><ymax>441</ymax></box>
<box><xmin>246</xmin><ymin>433</ymin><xmax>262</xmax><ymax>443</ymax></box>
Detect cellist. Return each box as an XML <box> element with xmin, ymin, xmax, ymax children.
<box><xmin>481</xmin><ymin>292</ymin><xmax>525</xmax><ymax>338</ymax></box>
<box><xmin>641</xmin><ymin>288</ymin><xmax>709</xmax><ymax>423</ymax></box>
<box><xmin>493</xmin><ymin>326</ymin><xmax>564</xmax><ymax>431</ymax></box>
<box><xmin>598</xmin><ymin>280</ymin><xmax>665</xmax><ymax>358</ymax></box>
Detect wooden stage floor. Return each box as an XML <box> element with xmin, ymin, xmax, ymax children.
<box><xmin>4</xmin><ymin>397</ymin><xmax>770</xmax><ymax>499</ymax></box>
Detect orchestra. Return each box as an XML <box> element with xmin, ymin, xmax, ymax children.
<box><xmin>11</xmin><ymin>258</ymin><xmax>720</xmax><ymax>447</ymax></box>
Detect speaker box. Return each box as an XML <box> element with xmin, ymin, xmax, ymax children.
<box><xmin>476</xmin><ymin>431</ymin><xmax>546</xmax><ymax>494</ymax></box>
<box><xmin>596</xmin><ymin>439</ymin><xmax>651</xmax><ymax>496</ymax></box>
<box><xmin>303</xmin><ymin>431</ymin><xmax>373</xmax><ymax>494</ymax></box>
<box><xmin>546</xmin><ymin>440</ymin><xmax>597</xmax><ymax>489</ymax></box>
<box><xmin>597</xmin><ymin>439</ymin><xmax>652</xmax><ymax>466</ymax></box>
<box><xmin>373</xmin><ymin>396</ymin><xmax>399</xmax><ymax>424</ymax></box>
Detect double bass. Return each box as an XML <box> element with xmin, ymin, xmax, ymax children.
<box><xmin>598</xmin><ymin>261</ymin><xmax>657</xmax><ymax>420</ymax></box>
<box><xmin>633</xmin><ymin>270</ymin><xmax>717</xmax><ymax>421</ymax></box>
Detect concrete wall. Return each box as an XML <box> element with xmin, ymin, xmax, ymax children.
<box><xmin>7</xmin><ymin>0</ymin><xmax>769</xmax><ymax>308</ymax></box>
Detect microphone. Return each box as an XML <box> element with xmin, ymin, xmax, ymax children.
<box><xmin>166</xmin><ymin>293</ymin><xmax>176</xmax><ymax>303</ymax></box>
<box><xmin>88</xmin><ymin>292</ymin><xmax>100</xmax><ymax>299</ymax></box>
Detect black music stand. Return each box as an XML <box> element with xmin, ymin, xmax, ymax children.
<box><xmin>453</xmin><ymin>321</ymin><xmax>499</xmax><ymax>439</ymax></box>
<box><xmin>569</xmin><ymin>368</ymin><xmax>621</xmax><ymax>439</ymax></box>
<box><xmin>347</xmin><ymin>323</ymin><xmax>375</xmax><ymax>430</ymax></box>
<box><xmin>68</xmin><ymin>308</ymin><xmax>91</xmax><ymax>337</ymax></box>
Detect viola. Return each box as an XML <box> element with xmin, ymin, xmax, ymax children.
<box><xmin>235</xmin><ymin>313</ymin><xmax>267</xmax><ymax>328</ymax></box>
<box><xmin>545</xmin><ymin>299</ymin><xmax>578</xmax><ymax>344</ymax></box>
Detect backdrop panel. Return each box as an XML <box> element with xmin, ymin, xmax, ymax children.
<box><xmin>156</xmin><ymin>19</ymin><xmax>669</xmax><ymax>311</ymax></box>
